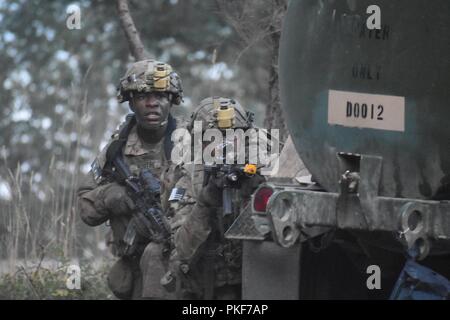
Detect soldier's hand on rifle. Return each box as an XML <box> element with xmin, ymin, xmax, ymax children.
<box><xmin>240</xmin><ymin>173</ymin><xmax>266</xmax><ymax>199</ymax></box>
<box><xmin>198</xmin><ymin>173</ymin><xmax>223</xmax><ymax>207</ymax></box>
<box><xmin>98</xmin><ymin>182</ymin><xmax>135</xmax><ymax>216</ymax></box>
<box><xmin>161</xmin><ymin>249</ymin><xmax>186</xmax><ymax>293</ymax></box>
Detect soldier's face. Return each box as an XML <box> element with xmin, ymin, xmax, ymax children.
<box><xmin>130</xmin><ymin>92</ymin><xmax>171</xmax><ymax>130</ymax></box>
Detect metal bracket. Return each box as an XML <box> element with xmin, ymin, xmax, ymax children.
<box><xmin>398</xmin><ymin>202</ymin><xmax>431</xmax><ymax>260</ymax></box>
<box><xmin>336</xmin><ymin>154</ymin><xmax>382</xmax><ymax>230</ymax></box>
<box><xmin>263</xmin><ymin>154</ymin><xmax>449</xmax><ymax>260</ymax></box>
<box><xmin>267</xmin><ymin>191</ymin><xmax>301</xmax><ymax>248</ymax></box>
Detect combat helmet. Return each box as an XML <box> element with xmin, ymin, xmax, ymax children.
<box><xmin>188</xmin><ymin>97</ymin><xmax>254</xmax><ymax>132</ymax></box>
<box><xmin>117</xmin><ymin>59</ymin><xmax>183</xmax><ymax>105</ymax></box>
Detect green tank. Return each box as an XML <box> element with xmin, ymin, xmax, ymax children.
<box><xmin>279</xmin><ymin>0</ymin><xmax>450</xmax><ymax>200</ymax></box>
<box><xmin>227</xmin><ymin>0</ymin><xmax>450</xmax><ymax>299</ymax></box>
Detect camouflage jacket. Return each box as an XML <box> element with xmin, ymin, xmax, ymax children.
<box><xmin>77</xmin><ymin>115</ymin><xmax>184</xmax><ymax>257</ymax></box>
<box><xmin>170</xmin><ymin>163</ymin><xmax>265</xmax><ymax>292</ymax></box>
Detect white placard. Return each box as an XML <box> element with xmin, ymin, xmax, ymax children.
<box><xmin>328</xmin><ymin>90</ymin><xmax>405</xmax><ymax>132</ymax></box>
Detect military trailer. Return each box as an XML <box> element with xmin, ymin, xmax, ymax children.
<box><xmin>226</xmin><ymin>0</ymin><xmax>450</xmax><ymax>299</ymax></box>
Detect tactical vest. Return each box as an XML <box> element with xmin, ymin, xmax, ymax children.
<box><xmin>188</xmin><ymin>164</ymin><xmax>243</xmax><ymax>294</ymax></box>
<box><xmin>96</xmin><ymin>113</ymin><xmax>178</xmax><ymax>257</ymax></box>
<box><xmin>103</xmin><ymin>113</ymin><xmax>177</xmax><ymax>177</ymax></box>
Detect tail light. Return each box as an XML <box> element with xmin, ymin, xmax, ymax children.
<box><xmin>253</xmin><ymin>186</ymin><xmax>274</xmax><ymax>213</ymax></box>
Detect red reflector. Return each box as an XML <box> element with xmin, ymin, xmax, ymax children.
<box><xmin>253</xmin><ymin>187</ymin><xmax>274</xmax><ymax>212</ymax></box>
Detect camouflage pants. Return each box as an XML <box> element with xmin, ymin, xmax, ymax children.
<box><xmin>107</xmin><ymin>255</ymin><xmax>142</xmax><ymax>300</ymax></box>
<box><xmin>174</xmin><ymin>243</ymin><xmax>242</xmax><ymax>300</ymax></box>
<box><xmin>140</xmin><ymin>242</ymin><xmax>176</xmax><ymax>299</ymax></box>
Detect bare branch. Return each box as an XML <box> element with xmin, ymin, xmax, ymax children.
<box><xmin>216</xmin><ymin>0</ymin><xmax>288</xmax><ymax>140</ymax></box>
<box><xmin>116</xmin><ymin>0</ymin><xmax>149</xmax><ymax>61</ymax></box>
<box><xmin>19</xmin><ymin>266</ymin><xmax>42</xmax><ymax>300</ymax></box>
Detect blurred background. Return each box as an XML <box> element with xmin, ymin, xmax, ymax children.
<box><xmin>0</xmin><ymin>0</ymin><xmax>287</xmax><ymax>298</ymax></box>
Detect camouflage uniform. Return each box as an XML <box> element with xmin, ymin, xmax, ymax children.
<box><xmin>164</xmin><ymin>97</ymin><xmax>265</xmax><ymax>299</ymax></box>
<box><xmin>139</xmin><ymin>162</ymin><xmax>195</xmax><ymax>299</ymax></box>
<box><xmin>77</xmin><ymin>59</ymin><xmax>184</xmax><ymax>299</ymax></box>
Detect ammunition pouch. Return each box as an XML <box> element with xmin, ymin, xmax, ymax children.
<box><xmin>107</xmin><ymin>257</ymin><xmax>136</xmax><ymax>300</ymax></box>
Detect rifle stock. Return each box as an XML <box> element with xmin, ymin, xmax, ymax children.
<box><xmin>112</xmin><ymin>156</ymin><xmax>171</xmax><ymax>256</ymax></box>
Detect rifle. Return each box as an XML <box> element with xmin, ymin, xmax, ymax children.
<box><xmin>111</xmin><ymin>155</ymin><xmax>171</xmax><ymax>256</ymax></box>
<box><xmin>203</xmin><ymin>163</ymin><xmax>258</xmax><ymax>216</ymax></box>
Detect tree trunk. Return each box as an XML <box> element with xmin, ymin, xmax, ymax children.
<box><xmin>263</xmin><ymin>0</ymin><xmax>288</xmax><ymax>142</ymax></box>
<box><xmin>116</xmin><ymin>0</ymin><xmax>148</xmax><ymax>61</ymax></box>
<box><xmin>216</xmin><ymin>0</ymin><xmax>288</xmax><ymax>142</ymax></box>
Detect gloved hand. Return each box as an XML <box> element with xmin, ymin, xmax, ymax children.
<box><xmin>198</xmin><ymin>174</ymin><xmax>223</xmax><ymax>207</ymax></box>
<box><xmin>240</xmin><ymin>173</ymin><xmax>266</xmax><ymax>199</ymax></box>
<box><xmin>161</xmin><ymin>250</ymin><xmax>189</xmax><ymax>293</ymax></box>
<box><xmin>95</xmin><ymin>182</ymin><xmax>135</xmax><ymax>216</ymax></box>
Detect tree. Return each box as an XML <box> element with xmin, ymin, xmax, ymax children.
<box><xmin>116</xmin><ymin>0</ymin><xmax>148</xmax><ymax>61</ymax></box>
<box><xmin>216</xmin><ymin>0</ymin><xmax>288</xmax><ymax>141</ymax></box>
<box><xmin>0</xmin><ymin>0</ymin><xmax>274</xmax><ymax>263</ymax></box>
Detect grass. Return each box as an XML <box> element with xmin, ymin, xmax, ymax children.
<box><xmin>0</xmin><ymin>82</ymin><xmax>116</xmax><ymax>299</ymax></box>
<box><xmin>0</xmin><ymin>146</ymin><xmax>114</xmax><ymax>299</ymax></box>
<box><xmin>0</xmin><ymin>252</ymin><xmax>113</xmax><ymax>300</ymax></box>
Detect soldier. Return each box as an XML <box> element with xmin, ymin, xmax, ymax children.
<box><xmin>77</xmin><ymin>59</ymin><xmax>184</xmax><ymax>299</ymax></box>
<box><xmin>162</xmin><ymin>97</ymin><xmax>266</xmax><ymax>299</ymax></box>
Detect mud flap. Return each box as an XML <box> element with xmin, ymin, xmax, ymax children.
<box><xmin>242</xmin><ymin>240</ymin><xmax>301</xmax><ymax>299</ymax></box>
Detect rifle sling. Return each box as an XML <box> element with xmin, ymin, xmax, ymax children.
<box><xmin>104</xmin><ymin>113</ymin><xmax>177</xmax><ymax>176</ymax></box>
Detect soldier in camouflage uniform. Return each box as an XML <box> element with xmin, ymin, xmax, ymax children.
<box><xmin>162</xmin><ymin>97</ymin><xmax>266</xmax><ymax>299</ymax></box>
<box><xmin>77</xmin><ymin>59</ymin><xmax>184</xmax><ymax>299</ymax></box>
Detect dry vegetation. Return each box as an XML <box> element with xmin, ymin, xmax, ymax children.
<box><xmin>0</xmin><ymin>87</ymin><xmax>113</xmax><ymax>300</ymax></box>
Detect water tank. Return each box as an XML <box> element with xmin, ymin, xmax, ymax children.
<box><xmin>279</xmin><ymin>0</ymin><xmax>450</xmax><ymax>199</ymax></box>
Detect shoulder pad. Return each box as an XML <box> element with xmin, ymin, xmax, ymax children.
<box><xmin>90</xmin><ymin>158</ymin><xmax>104</xmax><ymax>184</ymax></box>
<box><xmin>112</xmin><ymin>115</ymin><xmax>133</xmax><ymax>139</ymax></box>
<box><xmin>181</xmin><ymin>162</ymin><xmax>194</xmax><ymax>176</ymax></box>
<box><xmin>191</xmin><ymin>164</ymin><xmax>204</xmax><ymax>198</ymax></box>
<box><xmin>88</xmin><ymin>134</ymin><xmax>120</xmax><ymax>184</ymax></box>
